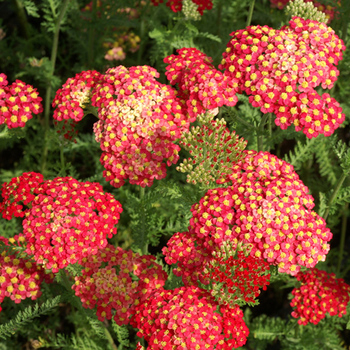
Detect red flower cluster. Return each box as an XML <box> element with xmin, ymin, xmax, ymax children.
<box><xmin>73</xmin><ymin>244</ymin><xmax>167</xmax><ymax>325</ymax></box>
<box><xmin>203</xmin><ymin>243</ymin><xmax>270</xmax><ymax>306</ymax></box>
<box><xmin>0</xmin><ymin>235</ymin><xmax>53</xmax><ymax>310</ymax></box>
<box><xmin>131</xmin><ymin>286</ymin><xmax>249</xmax><ymax>349</ymax></box>
<box><xmin>164</xmin><ymin>48</ymin><xmax>238</xmax><ymax>118</ymax></box>
<box><xmin>220</xmin><ymin>17</ymin><xmax>345</xmax><ymax>138</ymax></box>
<box><xmin>91</xmin><ymin>65</ymin><xmax>189</xmax><ymax>188</ymax></box>
<box><xmin>269</xmin><ymin>0</ymin><xmax>337</xmax><ymax>23</ymax></box>
<box><xmin>291</xmin><ymin>268</ymin><xmax>350</xmax><ymax>325</ymax></box>
<box><xmin>52</xmin><ymin>70</ymin><xmax>102</xmax><ymax>122</ymax></box>
<box><xmin>150</xmin><ymin>0</ymin><xmax>213</xmax><ymax>15</ymax></box>
<box><xmin>135</xmin><ymin>343</ymin><xmax>144</xmax><ymax>350</ymax></box>
<box><xmin>164</xmin><ymin>151</ymin><xmax>332</xmax><ymax>277</ymax></box>
<box><xmin>8</xmin><ymin>176</ymin><xmax>123</xmax><ymax>272</ymax></box>
<box><xmin>0</xmin><ymin>73</ymin><xmax>43</xmax><ymax>128</ymax></box>
<box><xmin>0</xmin><ymin>172</ymin><xmax>44</xmax><ymax>220</ymax></box>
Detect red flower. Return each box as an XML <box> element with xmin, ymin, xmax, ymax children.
<box><xmin>0</xmin><ymin>172</ymin><xmax>44</xmax><ymax>220</ymax></box>
<box><xmin>150</xmin><ymin>0</ymin><xmax>213</xmax><ymax>15</ymax></box>
<box><xmin>164</xmin><ymin>48</ymin><xmax>238</xmax><ymax>118</ymax></box>
<box><xmin>291</xmin><ymin>268</ymin><xmax>350</xmax><ymax>325</ymax></box>
<box><xmin>0</xmin><ymin>74</ymin><xmax>43</xmax><ymax>128</ymax></box>
<box><xmin>164</xmin><ymin>151</ymin><xmax>332</xmax><ymax>277</ymax></box>
<box><xmin>22</xmin><ymin>176</ymin><xmax>123</xmax><ymax>272</ymax></box>
<box><xmin>203</xmin><ymin>242</ymin><xmax>270</xmax><ymax>306</ymax></box>
<box><xmin>220</xmin><ymin>17</ymin><xmax>345</xmax><ymax>138</ymax></box>
<box><xmin>131</xmin><ymin>286</ymin><xmax>248</xmax><ymax>349</ymax></box>
<box><xmin>0</xmin><ymin>235</ymin><xmax>53</xmax><ymax>308</ymax></box>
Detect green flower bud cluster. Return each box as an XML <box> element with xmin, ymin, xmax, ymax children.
<box><xmin>285</xmin><ymin>0</ymin><xmax>328</xmax><ymax>23</ymax></box>
<box><xmin>177</xmin><ymin>111</ymin><xmax>247</xmax><ymax>187</ymax></box>
<box><xmin>182</xmin><ymin>0</ymin><xmax>201</xmax><ymax>21</ymax></box>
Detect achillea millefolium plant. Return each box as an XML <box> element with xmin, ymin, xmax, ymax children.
<box><xmin>0</xmin><ymin>0</ymin><xmax>350</xmax><ymax>349</ymax></box>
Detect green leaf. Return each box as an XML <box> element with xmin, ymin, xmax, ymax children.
<box><xmin>0</xmin><ymin>296</ymin><xmax>61</xmax><ymax>339</ymax></box>
<box><xmin>23</xmin><ymin>0</ymin><xmax>40</xmax><ymax>17</ymax></box>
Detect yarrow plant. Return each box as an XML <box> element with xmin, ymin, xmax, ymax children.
<box><xmin>220</xmin><ymin>16</ymin><xmax>346</xmax><ymax>138</ymax></box>
<box><xmin>0</xmin><ymin>173</ymin><xmax>123</xmax><ymax>272</ymax></box>
<box><xmin>52</xmin><ymin>70</ymin><xmax>102</xmax><ymax>122</ymax></box>
<box><xmin>290</xmin><ymin>268</ymin><xmax>350</xmax><ymax>325</ymax></box>
<box><xmin>177</xmin><ymin>111</ymin><xmax>247</xmax><ymax>185</ymax></box>
<box><xmin>73</xmin><ymin>244</ymin><xmax>167</xmax><ymax>325</ymax></box>
<box><xmin>285</xmin><ymin>0</ymin><xmax>329</xmax><ymax>23</ymax></box>
<box><xmin>164</xmin><ymin>48</ymin><xmax>239</xmax><ymax>118</ymax></box>
<box><xmin>103</xmin><ymin>32</ymin><xmax>141</xmax><ymax>62</ymax></box>
<box><xmin>0</xmin><ymin>73</ymin><xmax>43</xmax><ymax>129</ymax></box>
<box><xmin>0</xmin><ymin>172</ymin><xmax>44</xmax><ymax>220</ymax></box>
<box><xmin>91</xmin><ymin>65</ymin><xmax>190</xmax><ymax>188</ymax></box>
<box><xmin>130</xmin><ymin>286</ymin><xmax>249</xmax><ymax>349</ymax></box>
<box><xmin>164</xmin><ymin>150</ymin><xmax>332</xmax><ymax>279</ymax></box>
<box><xmin>0</xmin><ymin>235</ymin><xmax>53</xmax><ymax>311</ymax></box>
<box><xmin>1</xmin><ymin>1</ymin><xmax>350</xmax><ymax>349</ymax></box>
<box><xmin>270</xmin><ymin>0</ymin><xmax>339</xmax><ymax>23</ymax></box>
<box><xmin>202</xmin><ymin>241</ymin><xmax>271</xmax><ymax>306</ymax></box>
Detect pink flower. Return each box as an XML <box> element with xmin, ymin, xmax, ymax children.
<box><xmin>91</xmin><ymin>65</ymin><xmax>189</xmax><ymax>188</ymax></box>
<box><xmin>104</xmin><ymin>47</ymin><xmax>126</xmax><ymax>61</ymax></box>
<box><xmin>164</xmin><ymin>151</ymin><xmax>332</xmax><ymax>277</ymax></box>
<box><xmin>52</xmin><ymin>70</ymin><xmax>102</xmax><ymax>122</ymax></box>
<box><xmin>73</xmin><ymin>244</ymin><xmax>167</xmax><ymax>325</ymax></box>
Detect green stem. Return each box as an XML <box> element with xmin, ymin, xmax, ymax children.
<box><xmin>60</xmin><ymin>145</ymin><xmax>66</xmax><ymax>176</ymax></box>
<box><xmin>266</xmin><ymin>113</ymin><xmax>272</xmax><ymax>152</ymax></box>
<box><xmin>87</xmin><ymin>0</ymin><xmax>97</xmax><ymax>68</ymax></box>
<box><xmin>246</xmin><ymin>0</ymin><xmax>256</xmax><ymax>27</ymax></box>
<box><xmin>12</xmin><ymin>0</ymin><xmax>30</xmax><ymax>39</ymax></box>
<box><xmin>257</xmin><ymin>113</ymin><xmax>268</xmax><ymax>152</ymax></box>
<box><xmin>336</xmin><ymin>203</ymin><xmax>348</xmax><ymax>275</ymax></box>
<box><xmin>137</xmin><ymin>2</ymin><xmax>151</xmax><ymax>66</ymax></box>
<box><xmin>140</xmin><ymin>187</ymin><xmax>148</xmax><ymax>255</ymax></box>
<box><xmin>104</xmin><ymin>327</ymin><xmax>118</xmax><ymax>350</ymax></box>
<box><xmin>232</xmin><ymin>112</ymin><xmax>255</xmax><ymax>130</ymax></box>
<box><xmin>323</xmin><ymin>172</ymin><xmax>348</xmax><ymax>221</ymax></box>
<box><xmin>40</xmin><ymin>0</ymin><xmax>70</xmax><ymax>175</ymax></box>
<box><xmin>60</xmin><ymin>272</ymin><xmax>117</xmax><ymax>350</ymax></box>
<box><xmin>216</xmin><ymin>0</ymin><xmax>223</xmax><ymax>36</ymax></box>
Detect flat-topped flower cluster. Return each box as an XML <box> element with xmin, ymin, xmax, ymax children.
<box><xmin>1</xmin><ymin>172</ymin><xmax>123</xmax><ymax>272</ymax></box>
<box><xmin>220</xmin><ymin>17</ymin><xmax>345</xmax><ymax>138</ymax></box>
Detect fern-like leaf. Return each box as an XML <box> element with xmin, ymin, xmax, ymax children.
<box><xmin>23</xmin><ymin>0</ymin><xmax>40</xmax><ymax>17</ymax></box>
<box><xmin>42</xmin><ymin>332</ymin><xmax>106</xmax><ymax>350</ymax></box>
<box><xmin>111</xmin><ymin>321</ymin><xmax>130</xmax><ymax>347</ymax></box>
<box><xmin>0</xmin><ymin>296</ymin><xmax>61</xmax><ymax>339</ymax></box>
<box><xmin>315</xmin><ymin>138</ymin><xmax>338</xmax><ymax>186</ymax></box>
<box><xmin>284</xmin><ymin>136</ymin><xmax>319</xmax><ymax>171</ymax></box>
<box><xmin>332</xmin><ymin>138</ymin><xmax>350</xmax><ymax>174</ymax></box>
